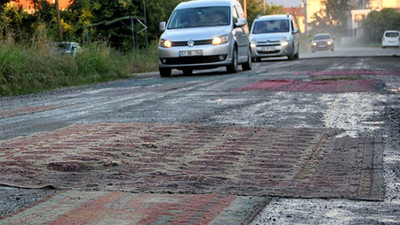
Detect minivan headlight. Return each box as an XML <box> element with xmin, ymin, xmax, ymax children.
<box><xmin>159</xmin><ymin>39</ymin><xmax>172</xmax><ymax>48</ymax></box>
<box><xmin>250</xmin><ymin>39</ymin><xmax>256</xmax><ymax>48</ymax></box>
<box><xmin>281</xmin><ymin>40</ymin><xmax>289</xmax><ymax>47</ymax></box>
<box><xmin>212</xmin><ymin>35</ymin><xmax>230</xmax><ymax>45</ymax></box>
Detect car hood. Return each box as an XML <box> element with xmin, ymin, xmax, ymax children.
<box><xmin>313</xmin><ymin>39</ymin><xmax>333</xmax><ymax>42</ymax></box>
<box><xmin>250</xmin><ymin>33</ymin><xmax>290</xmax><ymax>42</ymax></box>
<box><xmin>161</xmin><ymin>26</ymin><xmax>231</xmax><ymax>41</ymax></box>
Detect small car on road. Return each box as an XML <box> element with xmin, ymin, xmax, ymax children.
<box><xmin>311</xmin><ymin>33</ymin><xmax>334</xmax><ymax>53</ymax></box>
<box><xmin>249</xmin><ymin>14</ymin><xmax>300</xmax><ymax>61</ymax></box>
<box><xmin>382</xmin><ymin>30</ymin><xmax>400</xmax><ymax>48</ymax></box>
<box><xmin>158</xmin><ymin>0</ymin><xmax>252</xmax><ymax>77</ymax></box>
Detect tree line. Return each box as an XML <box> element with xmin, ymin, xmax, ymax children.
<box><xmin>2</xmin><ymin>0</ymin><xmax>397</xmax><ymax>50</ymax></box>
<box><xmin>362</xmin><ymin>8</ymin><xmax>400</xmax><ymax>42</ymax></box>
<box><xmin>1</xmin><ymin>0</ymin><xmax>182</xmax><ymax>50</ymax></box>
<box><xmin>0</xmin><ymin>0</ymin><xmax>286</xmax><ymax>50</ymax></box>
<box><xmin>309</xmin><ymin>0</ymin><xmax>400</xmax><ymax>41</ymax></box>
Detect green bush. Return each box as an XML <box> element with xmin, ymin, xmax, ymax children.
<box><xmin>362</xmin><ymin>8</ymin><xmax>400</xmax><ymax>43</ymax></box>
<box><xmin>0</xmin><ymin>40</ymin><xmax>158</xmax><ymax>96</ymax></box>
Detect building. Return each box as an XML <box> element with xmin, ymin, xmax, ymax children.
<box><xmin>302</xmin><ymin>0</ymin><xmax>400</xmax><ymax>34</ymax></box>
<box><xmin>347</xmin><ymin>0</ymin><xmax>400</xmax><ymax>37</ymax></box>
<box><xmin>348</xmin><ymin>0</ymin><xmax>400</xmax><ymax>10</ymax></box>
<box><xmin>366</xmin><ymin>0</ymin><xmax>400</xmax><ymax>10</ymax></box>
<box><xmin>9</xmin><ymin>0</ymin><xmax>72</xmax><ymax>14</ymax></box>
<box><xmin>302</xmin><ymin>0</ymin><xmax>325</xmax><ymax>32</ymax></box>
<box><xmin>281</xmin><ymin>7</ymin><xmax>306</xmax><ymax>33</ymax></box>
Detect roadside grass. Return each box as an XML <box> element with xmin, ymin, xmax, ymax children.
<box><xmin>0</xmin><ymin>40</ymin><xmax>158</xmax><ymax>96</ymax></box>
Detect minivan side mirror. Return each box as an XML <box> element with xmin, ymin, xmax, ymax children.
<box><xmin>293</xmin><ymin>28</ymin><xmax>299</xmax><ymax>34</ymax></box>
<box><xmin>160</xmin><ymin>22</ymin><xmax>166</xmax><ymax>32</ymax></box>
<box><xmin>235</xmin><ymin>18</ymin><xmax>247</xmax><ymax>27</ymax></box>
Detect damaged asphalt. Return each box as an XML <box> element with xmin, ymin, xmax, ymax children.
<box><xmin>1</xmin><ymin>47</ymin><xmax>400</xmax><ymax>224</ymax></box>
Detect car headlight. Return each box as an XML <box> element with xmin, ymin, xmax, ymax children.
<box><xmin>159</xmin><ymin>39</ymin><xmax>172</xmax><ymax>48</ymax></box>
<box><xmin>212</xmin><ymin>35</ymin><xmax>230</xmax><ymax>45</ymax></box>
<box><xmin>312</xmin><ymin>42</ymin><xmax>317</xmax><ymax>46</ymax></box>
<box><xmin>250</xmin><ymin>39</ymin><xmax>256</xmax><ymax>48</ymax></box>
<box><xmin>281</xmin><ymin>38</ymin><xmax>289</xmax><ymax>47</ymax></box>
<box><xmin>327</xmin><ymin>41</ymin><xmax>332</xmax><ymax>45</ymax></box>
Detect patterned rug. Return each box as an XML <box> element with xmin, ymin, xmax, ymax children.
<box><xmin>1</xmin><ymin>191</ymin><xmax>268</xmax><ymax>224</ymax></box>
<box><xmin>0</xmin><ymin>123</ymin><xmax>384</xmax><ymax>200</ymax></box>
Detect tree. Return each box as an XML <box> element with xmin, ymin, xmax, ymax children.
<box><xmin>1</xmin><ymin>2</ymin><xmax>34</xmax><ymax>42</ymax></box>
<box><xmin>362</xmin><ymin>8</ymin><xmax>400</xmax><ymax>42</ymax></box>
<box><xmin>63</xmin><ymin>0</ymin><xmax>182</xmax><ymax>50</ymax></box>
<box><xmin>309</xmin><ymin>0</ymin><xmax>350</xmax><ymax>35</ymax></box>
<box><xmin>0</xmin><ymin>0</ymin><xmax>12</xmax><ymax>14</ymax></box>
<box><xmin>246</xmin><ymin>0</ymin><xmax>283</xmax><ymax>28</ymax></box>
<box><xmin>141</xmin><ymin>0</ymin><xmax>182</xmax><ymax>41</ymax></box>
<box><xmin>0</xmin><ymin>0</ymin><xmax>11</xmax><ymax>6</ymax></box>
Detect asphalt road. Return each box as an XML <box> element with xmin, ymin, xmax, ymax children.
<box><xmin>1</xmin><ymin>47</ymin><xmax>400</xmax><ymax>224</ymax></box>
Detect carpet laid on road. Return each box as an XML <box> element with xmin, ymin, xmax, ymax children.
<box><xmin>1</xmin><ymin>191</ymin><xmax>267</xmax><ymax>224</ymax></box>
<box><xmin>235</xmin><ymin>79</ymin><xmax>382</xmax><ymax>93</ymax></box>
<box><xmin>0</xmin><ymin>123</ymin><xmax>384</xmax><ymax>201</ymax></box>
<box><xmin>235</xmin><ymin>69</ymin><xmax>394</xmax><ymax>93</ymax></box>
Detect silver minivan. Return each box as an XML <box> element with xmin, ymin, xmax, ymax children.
<box><xmin>158</xmin><ymin>0</ymin><xmax>252</xmax><ymax>77</ymax></box>
<box><xmin>250</xmin><ymin>14</ymin><xmax>300</xmax><ymax>61</ymax></box>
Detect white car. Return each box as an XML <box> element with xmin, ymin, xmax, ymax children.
<box><xmin>382</xmin><ymin>30</ymin><xmax>400</xmax><ymax>48</ymax></box>
<box><xmin>249</xmin><ymin>14</ymin><xmax>300</xmax><ymax>61</ymax></box>
<box><xmin>50</xmin><ymin>42</ymin><xmax>81</xmax><ymax>56</ymax></box>
<box><xmin>158</xmin><ymin>0</ymin><xmax>252</xmax><ymax>77</ymax></box>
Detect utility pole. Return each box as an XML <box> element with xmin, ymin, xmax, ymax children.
<box><xmin>55</xmin><ymin>0</ymin><xmax>63</xmax><ymax>41</ymax></box>
<box><xmin>243</xmin><ymin>0</ymin><xmax>247</xmax><ymax>17</ymax></box>
<box><xmin>143</xmin><ymin>0</ymin><xmax>148</xmax><ymax>48</ymax></box>
<box><xmin>263</xmin><ymin>0</ymin><xmax>266</xmax><ymax>14</ymax></box>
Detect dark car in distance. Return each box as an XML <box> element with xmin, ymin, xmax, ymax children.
<box><xmin>311</xmin><ymin>33</ymin><xmax>334</xmax><ymax>53</ymax></box>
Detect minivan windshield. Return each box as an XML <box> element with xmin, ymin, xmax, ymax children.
<box><xmin>252</xmin><ymin>20</ymin><xmax>289</xmax><ymax>34</ymax></box>
<box><xmin>167</xmin><ymin>7</ymin><xmax>230</xmax><ymax>29</ymax></box>
<box><xmin>313</xmin><ymin>35</ymin><xmax>331</xmax><ymax>40</ymax></box>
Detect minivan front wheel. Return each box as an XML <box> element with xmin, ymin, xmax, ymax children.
<box><xmin>294</xmin><ymin>49</ymin><xmax>299</xmax><ymax>59</ymax></box>
<box><xmin>288</xmin><ymin>44</ymin><xmax>295</xmax><ymax>60</ymax></box>
<box><xmin>242</xmin><ymin>48</ymin><xmax>252</xmax><ymax>71</ymax></box>
<box><xmin>227</xmin><ymin>47</ymin><xmax>238</xmax><ymax>73</ymax></box>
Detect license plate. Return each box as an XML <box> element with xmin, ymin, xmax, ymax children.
<box><xmin>260</xmin><ymin>46</ymin><xmax>276</xmax><ymax>52</ymax></box>
<box><xmin>179</xmin><ymin>50</ymin><xmax>203</xmax><ymax>57</ymax></box>
<box><xmin>319</xmin><ymin>45</ymin><xmax>326</xmax><ymax>48</ymax></box>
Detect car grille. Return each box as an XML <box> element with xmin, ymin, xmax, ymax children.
<box><xmin>256</xmin><ymin>44</ymin><xmax>280</xmax><ymax>47</ymax></box>
<box><xmin>256</xmin><ymin>43</ymin><xmax>281</xmax><ymax>54</ymax></box>
<box><xmin>316</xmin><ymin>41</ymin><xmax>328</xmax><ymax>46</ymax></box>
<box><xmin>162</xmin><ymin>55</ymin><xmax>227</xmax><ymax>65</ymax></box>
<box><xmin>257</xmin><ymin>50</ymin><xmax>280</xmax><ymax>54</ymax></box>
<box><xmin>256</xmin><ymin>40</ymin><xmax>280</xmax><ymax>45</ymax></box>
<box><xmin>171</xmin><ymin>40</ymin><xmax>212</xmax><ymax>47</ymax></box>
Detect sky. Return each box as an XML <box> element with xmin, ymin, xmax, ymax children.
<box><xmin>268</xmin><ymin>0</ymin><xmax>303</xmax><ymax>7</ymax></box>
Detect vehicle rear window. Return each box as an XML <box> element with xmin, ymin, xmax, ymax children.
<box><xmin>252</xmin><ymin>20</ymin><xmax>289</xmax><ymax>34</ymax></box>
<box><xmin>313</xmin><ymin>35</ymin><xmax>331</xmax><ymax>40</ymax></box>
<box><xmin>167</xmin><ymin>7</ymin><xmax>231</xmax><ymax>29</ymax></box>
<box><xmin>385</xmin><ymin>32</ymin><xmax>399</xmax><ymax>37</ymax></box>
